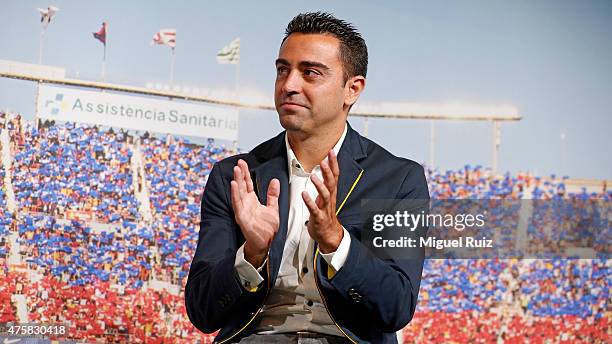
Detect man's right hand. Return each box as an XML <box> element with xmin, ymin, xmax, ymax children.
<box><xmin>230</xmin><ymin>159</ymin><xmax>280</xmax><ymax>268</ymax></box>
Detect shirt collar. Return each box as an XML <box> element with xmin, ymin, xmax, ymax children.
<box><xmin>285</xmin><ymin>123</ymin><xmax>348</xmax><ymax>182</ymax></box>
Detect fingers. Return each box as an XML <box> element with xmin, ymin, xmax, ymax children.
<box><xmin>234</xmin><ymin>160</ymin><xmax>250</xmax><ymax>195</ymax></box>
<box><xmin>233</xmin><ymin>159</ymin><xmax>254</xmax><ymax>205</ymax></box>
<box><xmin>233</xmin><ymin>164</ymin><xmax>245</xmax><ymax>198</ymax></box>
<box><xmin>267</xmin><ymin>178</ymin><xmax>280</xmax><ymax>211</ymax></box>
<box><xmin>230</xmin><ymin>180</ymin><xmax>242</xmax><ymax>217</ymax></box>
<box><xmin>329</xmin><ymin>150</ymin><xmax>340</xmax><ymax>178</ymax></box>
<box><xmin>301</xmin><ymin>191</ymin><xmax>322</xmax><ymax>219</ymax></box>
<box><xmin>238</xmin><ymin>159</ymin><xmax>254</xmax><ymax>193</ymax></box>
<box><xmin>320</xmin><ymin>159</ymin><xmax>336</xmax><ymax>192</ymax></box>
<box><xmin>232</xmin><ymin>160</ymin><xmax>252</xmax><ymax>219</ymax></box>
<box><xmin>310</xmin><ymin>174</ymin><xmax>331</xmax><ymax>207</ymax></box>
<box><xmin>318</xmin><ymin>150</ymin><xmax>339</xmax><ymax>207</ymax></box>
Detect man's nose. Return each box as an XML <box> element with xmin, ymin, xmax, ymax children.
<box><xmin>280</xmin><ymin>70</ymin><xmax>302</xmax><ymax>94</ymax></box>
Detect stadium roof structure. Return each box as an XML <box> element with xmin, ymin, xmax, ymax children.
<box><xmin>0</xmin><ymin>60</ymin><xmax>521</xmax><ymax>122</ymax></box>
<box><xmin>351</xmin><ymin>102</ymin><xmax>520</xmax><ymax>121</ymax></box>
<box><xmin>1</xmin><ymin>60</ymin><xmax>522</xmax><ymax>172</ymax></box>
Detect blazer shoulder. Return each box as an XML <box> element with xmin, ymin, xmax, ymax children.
<box><xmin>211</xmin><ymin>131</ymin><xmax>285</xmax><ymax>176</ymax></box>
<box><xmin>211</xmin><ymin>153</ymin><xmax>249</xmax><ymax>177</ymax></box>
<box><xmin>361</xmin><ymin>135</ymin><xmax>424</xmax><ymax>173</ymax></box>
<box><xmin>359</xmin><ymin>134</ymin><xmax>429</xmax><ymax>197</ymax></box>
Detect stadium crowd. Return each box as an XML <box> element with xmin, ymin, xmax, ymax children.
<box><xmin>140</xmin><ymin>135</ymin><xmax>230</xmax><ymax>284</ymax></box>
<box><xmin>9</xmin><ymin>116</ymin><xmax>139</xmax><ymax>223</ymax></box>
<box><xmin>0</xmin><ymin>113</ymin><xmax>609</xmax><ymax>343</ymax></box>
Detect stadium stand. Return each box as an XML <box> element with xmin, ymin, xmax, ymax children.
<box><xmin>11</xmin><ymin>118</ymin><xmax>139</xmax><ymax>223</ymax></box>
<box><xmin>0</xmin><ymin>112</ymin><xmax>609</xmax><ymax>343</ymax></box>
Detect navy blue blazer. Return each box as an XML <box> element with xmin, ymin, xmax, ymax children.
<box><xmin>185</xmin><ymin>123</ymin><xmax>430</xmax><ymax>343</ymax></box>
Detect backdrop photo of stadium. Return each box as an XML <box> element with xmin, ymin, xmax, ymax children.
<box><xmin>1</xmin><ymin>4</ymin><xmax>611</xmax><ymax>343</ymax></box>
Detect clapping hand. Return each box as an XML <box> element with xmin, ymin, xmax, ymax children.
<box><xmin>230</xmin><ymin>159</ymin><xmax>280</xmax><ymax>267</ymax></box>
<box><xmin>301</xmin><ymin>150</ymin><xmax>344</xmax><ymax>254</ymax></box>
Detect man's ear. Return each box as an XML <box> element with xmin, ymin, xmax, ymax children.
<box><xmin>344</xmin><ymin>76</ymin><xmax>366</xmax><ymax>108</ymax></box>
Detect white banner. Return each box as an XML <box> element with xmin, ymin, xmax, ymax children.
<box><xmin>37</xmin><ymin>85</ymin><xmax>238</xmax><ymax>141</ymax></box>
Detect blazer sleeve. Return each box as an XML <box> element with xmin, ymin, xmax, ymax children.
<box><xmin>316</xmin><ymin>163</ymin><xmax>430</xmax><ymax>333</ymax></box>
<box><xmin>184</xmin><ymin>162</ymin><xmax>261</xmax><ymax>333</ymax></box>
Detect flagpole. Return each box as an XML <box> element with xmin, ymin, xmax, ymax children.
<box><xmin>235</xmin><ymin>59</ymin><xmax>240</xmax><ymax>101</ymax></box>
<box><xmin>39</xmin><ymin>28</ymin><xmax>45</xmax><ymax>64</ymax></box>
<box><xmin>170</xmin><ymin>47</ymin><xmax>175</xmax><ymax>89</ymax></box>
<box><xmin>102</xmin><ymin>43</ymin><xmax>107</xmax><ymax>82</ymax></box>
<box><xmin>35</xmin><ymin>81</ymin><xmax>40</xmax><ymax>128</ymax></box>
<box><xmin>36</xmin><ymin>26</ymin><xmax>45</xmax><ymax>127</ymax></box>
<box><xmin>232</xmin><ymin>59</ymin><xmax>240</xmax><ymax>152</ymax></box>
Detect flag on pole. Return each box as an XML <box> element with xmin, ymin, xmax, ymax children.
<box><xmin>152</xmin><ymin>29</ymin><xmax>176</xmax><ymax>48</ymax></box>
<box><xmin>93</xmin><ymin>22</ymin><xmax>107</xmax><ymax>45</ymax></box>
<box><xmin>37</xmin><ymin>5</ymin><xmax>59</xmax><ymax>29</ymax></box>
<box><xmin>216</xmin><ymin>37</ymin><xmax>240</xmax><ymax>64</ymax></box>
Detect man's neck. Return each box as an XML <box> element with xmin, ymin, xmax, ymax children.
<box><xmin>286</xmin><ymin>122</ymin><xmax>345</xmax><ymax>172</ymax></box>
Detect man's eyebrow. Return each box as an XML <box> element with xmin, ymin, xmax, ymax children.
<box><xmin>299</xmin><ymin>61</ymin><xmax>330</xmax><ymax>71</ymax></box>
<box><xmin>275</xmin><ymin>58</ymin><xmax>330</xmax><ymax>71</ymax></box>
<box><xmin>275</xmin><ymin>58</ymin><xmax>289</xmax><ymax>66</ymax></box>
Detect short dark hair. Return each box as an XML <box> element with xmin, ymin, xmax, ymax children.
<box><xmin>282</xmin><ymin>12</ymin><xmax>368</xmax><ymax>83</ymax></box>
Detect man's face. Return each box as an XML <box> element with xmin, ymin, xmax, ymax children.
<box><xmin>274</xmin><ymin>33</ymin><xmax>347</xmax><ymax>133</ymax></box>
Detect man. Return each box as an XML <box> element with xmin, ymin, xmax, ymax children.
<box><xmin>185</xmin><ymin>12</ymin><xmax>429</xmax><ymax>343</ymax></box>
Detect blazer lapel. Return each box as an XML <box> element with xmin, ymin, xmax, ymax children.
<box><xmin>335</xmin><ymin>150</ymin><xmax>362</xmax><ymax>215</ymax></box>
<box><xmin>335</xmin><ymin>123</ymin><xmax>367</xmax><ymax>216</ymax></box>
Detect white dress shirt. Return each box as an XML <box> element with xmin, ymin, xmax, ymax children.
<box><xmin>233</xmin><ymin>124</ymin><xmax>351</xmax><ymax>335</ymax></box>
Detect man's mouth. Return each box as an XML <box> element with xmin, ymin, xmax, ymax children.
<box><xmin>281</xmin><ymin>101</ymin><xmax>307</xmax><ymax>109</ymax></box>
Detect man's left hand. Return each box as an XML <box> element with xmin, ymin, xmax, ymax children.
<box><xmin>302</xmin><ymin>150</ymin><xmax>343</xmax><ymax>254</ymax></box>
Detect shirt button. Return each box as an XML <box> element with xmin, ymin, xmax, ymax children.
<box><xmin>302</xmin><ymin>267</ymin><xmax>309</xmax><ymax>274</ymax></box>
<box><xmin>304</xmin><ymin>220</ymin><xmax>309</xmax><ymax>226</ymax></box>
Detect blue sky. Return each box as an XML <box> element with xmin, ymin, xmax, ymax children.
<box><xmin>1</xmin><ymin>1</ymin><xmax>610</xmax><ymax>179</ymax></box>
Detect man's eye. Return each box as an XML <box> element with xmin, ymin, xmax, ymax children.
<box><xmin>304</xmin><ymin>69</ymin><xmax>320</xmax><ymax>77</ymax></box>
<box><xmin>276</xmin><ymin>67</ymin><xmax>288</xmax><ymax>75</ymax></box>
